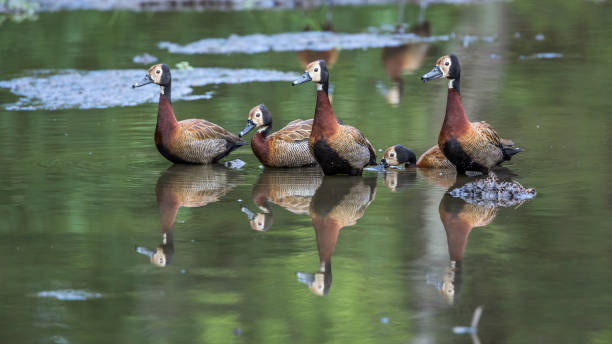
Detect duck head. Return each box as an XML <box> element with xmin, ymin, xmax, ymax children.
<box><xmin>133</xmin><ymin>64</ymin><xmax>172</xmax><ymax>88</ymax></box>
<box><xmin>421</xmin><ymin>54</ymin><xmax>461</xmax><ymax>93</ymax></box>
<box><xmin>241</xmin><ymin>206</ymin><xmax>273</xmax><ymax>232</ymax></box>
<box><xmin>239</xmin><ymin>104</ymin><xmax>272</xmax><ymax>137</ymax></box>
<box><xmin>292</xmin><ymin>60</ymin><xmax>329</xmax><ymax>92</ymax></box>
<box><xmin>380</xmin><ymin>144</ymin><xmax>417</xmax><ymax>168</ymax></box>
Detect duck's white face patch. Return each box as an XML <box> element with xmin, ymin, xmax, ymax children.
<box><xmin>436</xmin><ymin>56</ymin><xmax>452</xmax><ymax>78</ymax></box>
<box><xmin>305</xmin><ymin>61</ymin><xmax>322</xmax><ymax>83</ymax></box>
<box><xmin>249</xmin><ymin>213</ymin><xmax>267</xmax><ymax>231</ymax></box>
<box><xmin>249</xmin><ymin>108</ymin><xmax>265</xmax><ymax>127</ymax></box>
<box><xmin>383</xmin><ymin>147</ymin><xmax>400</xmax><ymax>166</ymax></box>
<box><xmin>151</xmin><ymin>247</ymin><xmax>167</xmax><ymax>267</ymax></box>
<box><xmin>385</xmin><ymin>171</ymin><xmax>399</xmax><ymax>191</ymax></box>
<box><xmin>148</xmin><ymin>64</ymin><xmax>164</xmax><ymax>84</ymax></box>
<box><xmin>308</xmin><ymin>272</ymin><xmax>326</xmax><ymax>296</ymax></box>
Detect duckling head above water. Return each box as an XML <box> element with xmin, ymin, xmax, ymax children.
<box><xmin>381</xmin><ymin>145</ymin><xmax>417</xmax><ymax>168</ymax></box>
<box><xmin>239</xmin><ymin>104</ymin><xmax>272</xmax><ymax>138</ymax></box>
<box><xmin>421</xmin><ymin>54</ymin><xmax>461</xmax><ymax>93</ymax></box>
<box><xmin>291</xmin><ymin>59</ymin><xmax>329</xmax><ymax>93</ymax></box>
<box><xmin>132</xmin><ymin>64</ymin><xmax>173</xmax><ymax>98</ymax></box>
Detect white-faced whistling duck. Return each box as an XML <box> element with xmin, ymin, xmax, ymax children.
<box><xmin>421</xmin><ymin>55</ymin><xmax>523</xmax><ymax>174</ymax></box>
<box><xmin>381</xmin><ymin>144</ymin><xmax>417</xmax><ymax>168</ymax></box>
<box><xmin>132</xmin><ymin>64</ymin><xmax>246</xmax><ymax>164</ymax></box>
<box><xmin>292</xmin><ymin>60</ymin><xmax>377</xmax><ymax>176</ymax></box>
<box><xmin>238</xmin><ymin>104</ymin><xmax>317</xmax><ymax>168</ymax></box>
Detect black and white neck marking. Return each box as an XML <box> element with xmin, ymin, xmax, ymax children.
<box><xmin>160</xmin><ymin>82</ymin><xmax>172</xmax><ymax>103</ymax></box>
<box><xmin>316</xmin><ymin>82</ymin><xmax>329</xmax><ymax>94</ymax></box>
<box><xmin>448</xmin><ymin>78</ymin><xmax>460</xmax><ymax>95</ymax></box>
<box><xmin>257</xmin><ymin>125</ymin><xmax>271</xmax><ymax>137</ymax></box>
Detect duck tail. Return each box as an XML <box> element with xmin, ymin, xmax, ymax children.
<box><xmin>503</xmin><ymin>147</ymin><xmax>523</xmax><ymax>160</ymax></box>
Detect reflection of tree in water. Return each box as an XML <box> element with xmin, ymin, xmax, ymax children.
<box><xmin>135</xmin><ymin>164</ymin><xmax>241</xmax><ymax>267</ymax></box>
<box><xmin>241</xmin><ymin>167</ymin><xmax>323</xmax><ymax>231</ymax></box>
<box><xmin>297</xmin><ymin>176</ymin><xmax>377</xmax><ymax>296</ymax></box>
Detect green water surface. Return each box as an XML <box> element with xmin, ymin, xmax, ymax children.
<box><xmin>1</xmin><ymin>1</ymin><xmax>611</xmax><ymax>343</ymax></box>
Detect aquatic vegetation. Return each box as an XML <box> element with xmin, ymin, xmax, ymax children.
<box><xmin>0</xmin><ymin>67</ymin><xmax>299</xmax><ymax>110</ymax></box>
<box><xmin>132</xmin><ymin>53</ymin><xmax>158</xmax><ymax>64</ymax></box>
<box><xmin>519</xmin><ymin>52</ymin><xmax>564</xmax><ymax>60</ymax></box>
<box><xmin>175</xmin><ymin>61</ymin><xmax>193</xmax><ymax>70</ymax></box>
<box><xmin>36</xmin><ymin>289</ymin><xmax>102</xmax><ymax>301</ymax></box>
<box><xmin>158</xmin><ymin>31</ymin><xmax>496</xmax><ymax>55</ymax></box>
<box><xmin>449</xmin><ymin>174</ymin><xmax>537</xmax><ymax>207</ymax></box>
<box><xmin>0</xmin><ymin>0</ymin><xmax>38</xmax><ymax>24</ymax></box>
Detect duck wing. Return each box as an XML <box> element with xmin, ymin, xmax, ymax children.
<box><xmin>270</xmin><ymin>119</ymin><xmax>313</xmax><ymax>143</ymax></box>
<box><xmin>180</xmin><ymin>119</ymin><xmax>243</xmax><ymax>144</ymax></box>
<box><xmin>471</xmin><ymin>121</ymin><xmax>503</xmax><ymax>148</ymax></box>
<box><xmin>342</xmin><ymin>125</ymin><xmax>377</xmax><ymax>166</ymax></box>
<box><xmin>470</xmin><ymin>121</ymin><xmax>522</xmax><ymax>163</ymax></box>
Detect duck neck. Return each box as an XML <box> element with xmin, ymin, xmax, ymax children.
<box><xmin>257</xmin><ymin>124</ymin><xmax>272</xmax><ymax>138</ymax></box>
<box><xmin>313</xmin><ymin>86</ymin><xmax>339</xmax><ymax>138</ymax></box>
<box><xmin>160</xmin><ymin>81</ymin><xmax>172</xmax><ymax>103</ymax></box>
<box><xmin>448</xmin><ymin>77</ymin><xmax>460</xmax><ymax>96</ymax></box>
<box><xmin>251</xmin><ymin>131</ymin><xmax>270</xmax><ymax>163</ymax></box>
<box><xmin>441</xmin><ymin>87</ymin><xmax>470</xmax><ymax>137</ymax></box>
<box><xmin>317</xmin><ymin>81</ymin><xmax>329</xmax><ymax>95</ymax></box>
<box><xmin>157</xmin><ymin>92</ymin><xmax>178</xmax><ymax>135</ymax></box>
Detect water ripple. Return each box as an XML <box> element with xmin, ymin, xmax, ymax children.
<box><xmin>0</xmin><ymin>68</ymin><xmax>299</xmax><ymax>111</ymax></box>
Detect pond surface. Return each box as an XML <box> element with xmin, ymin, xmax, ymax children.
<box><xmin>1</xmin><ymin>1</ymin><xmax>612</xmax><ymax>343</ymax></box>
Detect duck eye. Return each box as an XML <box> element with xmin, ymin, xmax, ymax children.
<box><xmin>445</xmin><ymin>62</ymin><xmax>450</xmax><ymax>66</ymax></box>
<box><xmin>314</xmin><ymin>68</ymin><xmax>319</xmax><ymax>72</ymax></box>
<box><xmin>390</xmin><ymin>153</ymin><xmax>395</xmax><ymax>157</ymax></box>
<box><xmin>256</xmin><ymin>113</ymin><xmax>261</xmax><ymax>117</ymax></box>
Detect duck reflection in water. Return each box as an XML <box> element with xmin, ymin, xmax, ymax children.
<box><xmin>241</xmin><ymin>168</ymin><xmax>323</xmax><ymax>231</ymax></box>
<box><xmin>297</xmin><ymin>176</ymin><xmax>377</xmax><ymax>296</ymax></box>
<box><xmin>382</xmin><ymin>168</ymin><xmax>417</xmax><ymax>192</ymax></box>
<box><xmin>379</xmin><ymin>21</ymin><xmax>431</xmax><ymax>105</ymax></box>
<box><xmin>427</xmin><ymin>176</ymin><xmax>498</xmax><ymax>304</ymax></box>
<box><xmin>136</xmin><ymin>164</ymin><xmax>241</xmax><ymax>266</ymax></box>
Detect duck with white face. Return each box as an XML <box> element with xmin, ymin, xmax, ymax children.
<box><xmin>380</xmin><ymin>144</ymin><xmax>417</xmax><ymax>168</ymax></box>
<box><xmin>132</xmin><ymin>64</ymin><xmax>246</xmax><ymax>165</ymax></box>
<box><xmin>292</xmin><ymin>60</ymin><xmax>377</xmax><ymax>176</ymax></box>
<box><xmin>420</xmin><ymin>54</ymin><xmax>522</xmax><ymax>174</ymax></box>
<box><xmin>238</xmin><ymin>104</ymin><xmax>316</xmax><ymax>168</ymax></box>
<box><xmin>421</xmin><ymin>54</ymin><xmax>460</xmax><ymax>92</ymax></box>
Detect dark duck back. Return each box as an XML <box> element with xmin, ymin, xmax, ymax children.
<box><xmin>421</xmin><ymin>55</ymin><xmax>522</xmax><ymax>173</ymax></box>
<box><xmin>133</xmin><ymin>64</ymin><xmax>246</xmax><ymax>164</ymax></box>
<box><xmin>292</xmin><ymin>60</ymin><xmax>376</xmax><ymax>175</ymax></box>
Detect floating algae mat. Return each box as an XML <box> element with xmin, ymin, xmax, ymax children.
<box><xmin>449</xmin><ymin>175</ymin><xmax>537</xmax><ymax>207</ymax></box>
<box><xmin>0</xmin><ymin>68</ymin><xmax>298</xmax><ymax>111</ymax></box>
<box><xmin>158</xmin><ymin>31</ymin><xmax>496</xmax><ymax>55</ymax></box>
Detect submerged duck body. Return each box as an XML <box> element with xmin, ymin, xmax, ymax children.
<box><xmin>239</xmin><ymin>104</ymin><xmax>316</xmax><ymax>168</ymax></box>
<box><xmin>292</xmin><ymin>60</ymin><xmax>376</xmax><ymax>176</ymax></box>
<box><xmin>421</xmin><ymin>55</ymin><xmax>522</xmax><ymax>173</ymax></box>
<box><xmin>133</xmin><ymin>64</ymin><xmax>246</xmax><ymax>164</ymax></box>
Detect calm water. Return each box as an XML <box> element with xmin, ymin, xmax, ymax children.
<box><xmin>1</xmin><ymin>1</ymin><xmax>612</xmax><ymax>343</ymax></box>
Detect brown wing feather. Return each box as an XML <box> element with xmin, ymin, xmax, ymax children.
<box><xmin>180</xmin><ymin>119</ymin><xmax>241</xmax><ymax>143</ymax></box>
<box><xmin>270</xmin><ymin>119</ymin><xmax>313</xmax><ymax>143</ymax></box>
<box><xmin>471</xmin><ymin>121</ymin><xmax>503</xmax><ymax>148</ymax></box>
<box><xmin>417</xmin><ymin>144</ymin><xmax>455</xmax><ymax>168</ymax></box>
<box><xmin>334</xmin><ymin>125</ymin><xmax>376</xmax><ymax>167</ymax></box>
<box><xmin>171</xmin><ymin>119</ymin><xmax>244</xmax><ymax>163</ymax></box>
